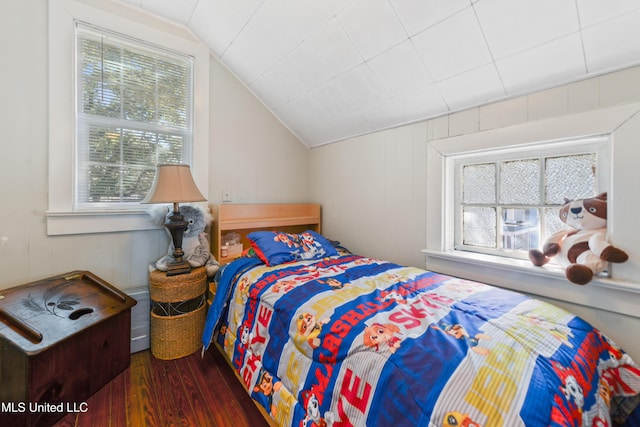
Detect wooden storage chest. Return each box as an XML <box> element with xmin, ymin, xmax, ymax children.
<box><xmin>0</xmin><ymin>271</ymin><xmax>137</xmax><ymax>427</ymax></box>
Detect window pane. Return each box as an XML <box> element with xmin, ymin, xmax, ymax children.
<box><xmin>545</xmin><ymin>154</ymin><xmax>596</xmax><ymax>204</ymax></box>
<box><xmin>157</xmin><ymin>134</ymin><xmax>184</xmax><ymax>163</ymax></box>
<box><xmin>502</xmin><ymin>208</ymin><xmax>539</xmax><ymax>251</ymax></box>
<box><xmin>463</xmin><ymin>207</ymin><xmax>496</xmax><ymax>248</ymax></box>
<box><xmin>76</xmin><ymin>24</ymin><xmax>193</xmax><ymax>208</ymax></box>
<box><xmin>499</xmin><ymin>159</ymin><xmax>540</xmax><ymax>204</ymax></box>
<box><xmin>78</xmin><ymin>125</ymin><xmax>185</xmax><ymax>204</ymax></box>
<box><xmin>122</xmin><ymin>167</ymin><xmax>156</xmax><ymax>201</ymax></box>
<box><xmin>123</xmin><ymin>86</ymin><xmax>157</xmax><ymax>122</ymax></box>
<box><xmin>87</xmin><ymin>127</ymin><xmax>120</xmax><ymax>163</ymax></box>
<box><xmin>463</xmin><ymin>163</ymin><xmax>496</xmax><ymax>203</ymax></box>
<box><xmin>122</xmin><ymin>129</ymin><xmax>156</xmax><ymax>165</ymax></box>
<box><xmin>79</xmin><ymin>36</ymin><xmax>123</xmax><ymax>118</ymax></box>
<box><xmin>84</xmin><ymin>164</ymin><xmax>121</xmax><ymax>203</ymax></box>
<box><xmin>79</xmin><ymin>164</ymin><xmax>156</xmax><ymax>203</ymax></box>
<box><xmin>543</xmin><ymin>208</ymin><xmax>571</xmax><ymax>241</ymax></box>
<box><xmin>157</xmin><ymin>60</ymin><xmax>190</xmax><ymax>127</ymax></box>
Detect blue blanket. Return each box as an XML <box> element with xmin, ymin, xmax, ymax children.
<box><xmin>203</xmin><ymin>255</ymin><xmax>640</xmax><ymax>427</ymax></box>
<box><xmin>202</xmin><ymin>256</ymin><xmax>262</xmax><ymax>350</ymax></box>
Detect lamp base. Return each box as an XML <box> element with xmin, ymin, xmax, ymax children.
<box><xmin>166</xmin><ymin>261</ymin><xmax>191</xmax><ymax>276</ymax></box>
<box><xmin>164</xmin><ymin>204</ymin><xmax>191</xmax><ymax>277</ymax></box>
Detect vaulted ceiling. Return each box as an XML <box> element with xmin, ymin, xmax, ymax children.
<box><xmin>120</xmin><ymin>0</ymin><xmax>640</xmax><ymax>147</ymax></box>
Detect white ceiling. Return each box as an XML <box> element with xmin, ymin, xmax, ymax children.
<box><xmin>119</xmin><ymin>0</ymin><xmax>640</xmax><ymax>147</ymax></box>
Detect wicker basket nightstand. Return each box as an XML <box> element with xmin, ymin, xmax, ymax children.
<box><xmin>149</xmin><ymin>267</ymin><xmax>207</xmax><ymax>360</ymax></box>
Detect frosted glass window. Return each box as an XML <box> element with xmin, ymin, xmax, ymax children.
<box><xmin>456</xmin><ymin>137</ymin><xmax>607</xmax><ymax>259</ymax></box>
<box><xmin>545</xmin><ymin>154</ymin><xmax>596</xmax><ymax>204</ymax></box>
<box><xmin>463</xmin><ymin>163</ymin><xmax>496</xmax><ymax>203</ymax></box>
<box><xmin>544</xmin><ymin>208</ymin><xmax>571</xmax><ymax>238</ymax></box>
<box><xmin>463</xmin><ymin>207</ymin><xmax>496</xmax><ymax>248</ymax></box>
<box><xmin>499</xmin><ymin>159</ymin><xmax>540</xmax><ymax>204</ymax></box>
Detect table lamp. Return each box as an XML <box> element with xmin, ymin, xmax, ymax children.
<box><xmin>143</xmin><ymin>164</ymin><xmax>206</xmax><ymax>276</ymax></box>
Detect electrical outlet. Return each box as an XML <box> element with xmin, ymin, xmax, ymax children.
<box><xmin>222</xmin><ymin>189</ymin><xmax>232</xmax><ymax>202</ymax></box>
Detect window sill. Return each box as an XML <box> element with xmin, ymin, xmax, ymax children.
<box><xmin>421</xmin><ymin>249</ymin><xmax>640</xmax><ymax>319</ymax></box>
<box><xmin>46</xmin><ymin>210</ymin><xmax>162</xmax><ymax>236</ymax></box>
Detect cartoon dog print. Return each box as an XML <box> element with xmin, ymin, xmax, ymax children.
<box><xmin>272</xmin><ymin>279</ymin><xmax>297</xmax><ymax>294</ymax></box>
<box><xmin>274</xmin><ymin>232</ymin><xmax>297</xmax><ymax>248</ymax></box>
<box><xmin>520</xmin><ymin>312</ymin><xmax>574</xmax><ymax>348</ymax></box>
<box><xmin>552</xmin><ymin>361</ymin><xmax>585</xmax><ymax>414</ymax></box>
<box><xmin>240</xmin><ymin>324</ymin><xmax>251</xmax><ymax>346</ymax></box>
<box><xmin>443</xmin><ymin>411</ymin><xmax>483</xmax><ymax>427</ymax></box>
<box><xmin>300</xmin><ymin>388</ymin><xmax>334</xmax><ymax>427</ymax></box>
<box><xmin>561</xmin><ymin>374</ymin><xmax>584</xmax><ymax>409</ymax></box>
<box><xmin>297</xmin><ymin>313</ymin><xmax>330</xmax><ymax>349</ymax></box>
<box><xmin>363</xmin><ymin>322</ymin><xmax>402</xmax><ymax>353</ymax></box>
<box><xmin>253</xmin><ymin>368</ymin><xmax>282</xmax><ymax>417</ymax></box>
<box><xmin>318</xmin><ymin>278</ymin><xmax>347</xmax><ymax>290</ymax></box>
<box><xmin>431</xmin><ymin>321</ymin><xmax>491</xmax><ymax>356</ymax></box>
<box><xmin>379</xmin><ymin>288</ymin><xmax>410</xmax><ymax>305</ymax></box>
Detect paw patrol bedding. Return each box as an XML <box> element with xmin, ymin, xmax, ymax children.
<box><xmin>202</xmin><ymin>254</ymin><xmax>640</xmax><ymax>427</ymax></box>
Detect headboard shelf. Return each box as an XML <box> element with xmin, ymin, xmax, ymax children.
<box><xmin>220</xmin><ymin>217</ymin><xmax>319</xmax><ymax>230</ymax></box>
<box><xmin>210</xmin><ymin>203</ymin><xmax>321</xmax><ymax>264</ymax></box>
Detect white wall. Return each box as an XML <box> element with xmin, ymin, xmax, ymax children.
<box><xmin>310</xmin><ymin>122</ymin><xmax>428</xmax><ymax>268</ymax></box>
<box><xmin>209</xmin><ymin>58</ymin><xmax>310</xmax><ymax>205</ymax></box>
<box><xmin>310</xmin><ymin>66</ymin><xmax>640</xmax><ymax>360</ymax></box>
<box><xmin>0</xmin><ymin>0</ymin><xmax>309</xmax><ymax>292</ymax></box>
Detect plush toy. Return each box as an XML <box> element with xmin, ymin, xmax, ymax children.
<box><xmin>528</xmin><ymin>192</ymin><xmax>628</xmax><ymax>285</ymax></box>
<box><xmin>148</xmin><ymin>205</ymin><xmax>220</xmax><ymax>277</ymax></box>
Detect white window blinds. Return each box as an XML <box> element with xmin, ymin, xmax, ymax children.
<box><xmin>75</xmin><ymin>22</ymin><xmax>194</xmax><ymax>209</ymax></box>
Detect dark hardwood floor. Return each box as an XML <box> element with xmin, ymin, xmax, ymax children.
<box><xmin>53</xmin><ymin>346</ymin><xmax>271</xmax><ymax>427</ymax></box>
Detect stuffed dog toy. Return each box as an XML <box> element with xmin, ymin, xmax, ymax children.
<box><xmin>529</xmin><ymin>192</ymin><xmax>628</xmax><ymax>285</ymax></box>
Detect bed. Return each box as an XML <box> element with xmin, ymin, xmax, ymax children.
<box><xmin>202</xmin><ymin>204</ymin><xmax>640</xmax><ymax>427</ymax></box>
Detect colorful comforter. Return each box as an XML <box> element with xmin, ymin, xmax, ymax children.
<box><xmin>202</xmin><ymin>255</ymin><xmax>640</xmax><ymax>427</ymax></box>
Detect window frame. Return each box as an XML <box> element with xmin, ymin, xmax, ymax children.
<box><xmin>424</xmin><ymin>103</ymin><xmax>640</xmax><ymax>316</ymax></box>
<box><xmin>75</xmin><ymin>22</ymin><xmax>195</xmax><ymax>211</ymax></box>
<box><xmin>47</xmin><ymin>0</ymin><xmax>209</xmax><ymax>235</ymax></box>
<box><xmin>451</xmin><ymin>136</ymin><xmax>610</xmax><ymax>260</ymax></box>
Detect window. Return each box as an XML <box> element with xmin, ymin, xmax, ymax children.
<box><xmin>424</xmin><ymin>104</ymin><xmax>639</xmax><ymax>311</ymax></box>
<box><xmin>453</xmin><ymin>136</ymin><xmax>609</xmax><ymax>260</ymax></box>
<box><xmin>76</xmin><ymin>23</ymin><xmax>193</xmax><ymax>210</ymax></box>
<box><xmin>48</xmin><ymin>0</ymin><xmax>209</xmax><ymax>235</ymax></box>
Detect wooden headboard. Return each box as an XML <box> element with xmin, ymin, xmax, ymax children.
<box><xmin>210</xmin><ymin>203</ymin><xmax>321</xmax><ymax>265</ymax></box>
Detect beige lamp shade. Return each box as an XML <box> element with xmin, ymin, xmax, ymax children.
<box><xmin>143</xmin><ymin>164</ymin><xmax>206</xmax><ymax>204</ymax></box>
